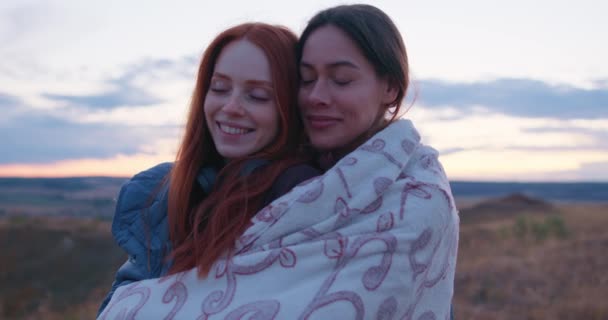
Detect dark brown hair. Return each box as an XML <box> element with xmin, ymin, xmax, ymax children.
<box><xmin>297</xmin><ymin>4</ymin><xmax>410</xmax><ymax>120</ymax></box>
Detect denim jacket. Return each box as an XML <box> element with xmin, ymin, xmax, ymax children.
<box><xmin>98</xmin><ymin>162</ymin><xmax>174</xmax><ymax>315</ymax></box>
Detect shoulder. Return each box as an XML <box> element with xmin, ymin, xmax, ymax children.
<box><xmin>276</xmin><ymin>163</ymin><xmax>321</xmax><ymax>190</ymax></box>
<box><xmin>264</xmin><ymin>163</ymin><xmax>321</xmax><ymax>205</ymax></box>
<box><xmin>376</xmin><ymin>119</ymin><xmax>450</xmax><ymax>187</ymax></box>
<box><xmin>111</xmin><ymin>162</ymin><xmax>173</xmax><ymax>259</ymax></box>
<box><xmin>278</xmin><ymin>163</ymin><xmax>322</xmax><ymax>182</ymax></box>
<box><xmin>405</xmin><ymin>144</ymin><xmax>449</xmax><ymax>184</ymax></box>
<box><xmin>401</xmin><ymin>144</ymin><xmax>459</xmax><ymax>223</ymax></box>
<box><xmin>118</xmin><ymin>162</ymin><xmax>173</xmax><ymax>209</ymax></box>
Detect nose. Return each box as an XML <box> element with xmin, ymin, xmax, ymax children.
<box><xmin>221</xmin><ymin>93</ymin><xmax>245</xmax><ymax>116</ymax></box>
<box><xmin>306</xmin><ymin>79</ymin><xmax>330</xmax><ymax>108</ymax></box>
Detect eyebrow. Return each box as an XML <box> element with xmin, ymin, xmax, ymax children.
<box><xmin>212</xmin><ymin>72</ymin><xmax>273</xmax><ymax>88</ymax></box>
<box><xmin>246</xmin><ymin>79</ymin><xmax>273</xmax><ymax>88</ymax></box>
<box><xmin>300</xmin><ymin>60</ymin><xmax>359</xmax><ymax>70</ymax></box>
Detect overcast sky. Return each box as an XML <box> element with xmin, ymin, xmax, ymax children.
<box><xmin>1</xmin><ymin>0</ymin><xmax>607</xmax><ymax>181</ymax></box>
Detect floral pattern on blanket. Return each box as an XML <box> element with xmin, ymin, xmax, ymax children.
<box><xmin>98</xmin><ymin>119</ymin><xmax>459</xmax><ymax>320</ymax></box>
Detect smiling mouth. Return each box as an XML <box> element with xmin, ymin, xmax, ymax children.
<box><xmin>217</xmin><ymin>122</ymin><xmax>254</xmax><ymax>135</ymax></box>
<box><xmin>307</xmin><ymin>115</ymin><xmax>341</xmax><ymax>129</ymax></box>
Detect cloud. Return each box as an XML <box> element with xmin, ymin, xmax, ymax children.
<box><xmin>524</xmin><ymin>126</ymin><xmax>606</xmax><ymax>135</ymax></box>
<box><xmin>441</xmin><ymin>146</ymin><xmax>608</xmax><ymax>182</ymax></box>
<box><xmin>0</xmin><ymin>92</ymin><xmax>20</xmax><ymax>107</ymax></box>
<box><xmin>37</xmin><ymin>56</ymin><xmax>197</xmax><ymax>111</ymax></box>
<box><xmin>119</xmin><ymin>56</ymin><xmax>198</xmax><ymax>83</ymax></box>
<box><xmin>0</xmin><ymin>113</ymin><xmax>178</xmax><ymax>164</ymax></box>
<box><xmin>516</xmin><ymin>161</ymin><xmax>608</xmax><ymax>182</ymax></box>
<box><xmin>0</xmin><ymin>2</ymin><xmax>52</xmax><ymax>46</ymax></box>
<box><xmin>410</xmin><ymin>107</ymin><xmax>603</xmax><ymax>151</ymax></box>
<box><xmin>437</xmin><ymin>147</ymin><xmax>470</xmax><ymax>156</ymax></box>
<box><xmin>0</xmin><ymin>54</ymin><xmax>197</xmax><ymax>131</ymax></box>
<box><xmin>416</xmin><ymin>78</ymin><xmax>608</xmax><ymax>119</ymax></box>
<box><xmin>42</xmin><ymin>85</ymin><xmax>161</xmax><ymax>110</ymax></box>
<box><xmin>574</xmin><ymin>161</ymin><xmax>608</xmax><ymax>181</ymax></box>
<box><xmin>521</xmin><ymin>126</ymin><xmax>608</xmax><ymax>151</ymax></box>
<box><xmin>593</xmin><ymin>79</ymin><xmax>608</xmax><ymax>88</ymax></box>
<box><xmin>0</xmin><ymin>92</ymin><xmax>27</xmax><ymax>125</ymax></box>
<box><xmin>0</xmin><ymin>55</ymin><xmax>192</xmax><ymax>166</ymax></box>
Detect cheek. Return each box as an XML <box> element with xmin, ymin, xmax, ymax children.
<box><xmin>202</xmin><ymin>102</ymin><xmax>212</xmax><ymax>123</ymax></box>
<box><xmin>297</xmin><ymin>89</ymin><xmax>308</xmax><ymax>110</ymax></box>
<box><xmin>203</xmin><ymin>104</ymin><xmax>217</xmax><ymax>127</ymax></box>
<box><xmin>259</xmin><ymin>106</ymin><xmax>280</xmax><ymax>135</ymax></box>
<box><xmin>337</xmin><ymin>92</ymin><xmax>365</xmax><ymax>116</ymax></box>
<box><xmin>270</xmin><ymin>110</ymin><xmax>280</xmax><ymax>137</ymax></box>
<box><xmin>203</xmin><ymin>94</ymin><xmax>227</xmax><ymax>123</ymax></box>
<box><xmin>340</xmin><ymin>93</ymin><xmax>379</xmax><ymax>128</ymax></box>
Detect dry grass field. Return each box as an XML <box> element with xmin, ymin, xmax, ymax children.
<box><xmin>0</xmin><ymin>194</ymin><xmax>606</xmax><ymax>319</ymax></box>
<box><xmin>454</xmin><ymin>197</ymin><xmax>608</xmax><ymax>319</ymax></box>
<box><xmin>0</xmin><ymin>216</ymin><xmax>123</xmax><ymax>320</ymax></box>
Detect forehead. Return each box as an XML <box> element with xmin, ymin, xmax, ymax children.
<box><xmin>301</xmin><ymin>25</ymin><xmax>367</xmax><ymax>67</ymax></box>
<box><xmin>214</xmin><ymin>40</ymin><xmax>272</xmax><ymax>81</ymax></box>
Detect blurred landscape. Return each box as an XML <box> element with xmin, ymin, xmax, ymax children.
<box><xmin>0</xmin><ymin>178</ymin><xmax>607</xmax><ymax>319</ymax></box>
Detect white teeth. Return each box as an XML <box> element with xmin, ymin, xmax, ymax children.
<box><xmin>219</xmin><ymin>123</ymin><xmax>249</xmax><ymax>135</ymax></box>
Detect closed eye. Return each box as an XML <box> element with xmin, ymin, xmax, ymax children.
<box><xmin>249</xmin><ymin>88</ymin><xmax>272</xmax><ymax>102</ymax></box>
<box><xmin>333</xmin><ymin>79</ymin><xmax>352</xmax><ymax>86</ymax></box>
<box><xmin>300</xmin><ymin>78</ymin><xmax>315</xmax><ymax>86</ymax></box>
<box><xmin>210</xmin><ymin>87</ymin><xmax>229</xmax><ymax>93</ymax></box>
<box><xmin>210</xmin><ymin>77</ymin><xmax>230</xmax><ymax>93</ymax></box>
<box><xmin>299</xmin><ymin>66</ymin><xmax>316</xmax><ymax>86</ymax></box>
<box><xmin>249</xmin><ymin>95</ymin><xmax>270</xmax><ymax>102</ymax></box>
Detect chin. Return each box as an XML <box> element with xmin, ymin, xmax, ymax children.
<box><xmin>311</xmin><ymin>140</ymin><xmax>337</xmax><ymax>152</ymax></box>
<box><xmin>217</xmin><ymin>149</ymin><xmax>248</xmax><ymax>159</ymax></box>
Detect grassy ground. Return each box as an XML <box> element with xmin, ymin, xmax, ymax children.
<box><xmin>454</xmin><ymin>201</ymin><xmax>608</xmax><ymax>319</ymax></box>
<box><xmin>0</xmin><ymin>198</ymin><xmax>606</xmax><ymax>319</ymax></box>
<box><xmin>0</xmin><ymin>216</ymin><xmax>124</xmax><ymax>320</ymax></box>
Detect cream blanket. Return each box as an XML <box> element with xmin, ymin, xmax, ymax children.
<box><xmin>98</xmin><ymin>119</ymin><xmax>459</xmax><ymax>320</ymax></box>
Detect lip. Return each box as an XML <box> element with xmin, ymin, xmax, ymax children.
<box><xmin>306</xmin><ymin>115</ymin><xmax>341</xmax><ymax>130</ymax></box>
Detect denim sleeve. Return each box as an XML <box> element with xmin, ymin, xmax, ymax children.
<box><xmin>97</xmin><ymin>258</ymin><xmax>149</xmax><ymax>317</ymax></box>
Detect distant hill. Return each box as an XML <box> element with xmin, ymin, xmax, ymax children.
<box><xmin>0</xmin><ymin>178</ymin><xmax>606</xmax><ymax>219</ymax></box>
<box><xmin>0</xmin><ymin>177</ymin><xmax>127</xmax><ymax>191</ymax></box>
<box><xmin>459</xmin><ymin>193</ymin><xmax>557</xmax><ymax>223</ymax></box>
<box><xmin>450</xmin><ymin>181</ymin><xmax>608</xmax><ymax>202</ymax></box>
<box><xmin>0</xmin><ymin>177</ymin><xmax>128</xmax><ymax>218</ymax></box>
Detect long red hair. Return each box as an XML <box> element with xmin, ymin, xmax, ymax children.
<box><xmin>167</xmin><ymin>23</ymin><xmax>305</xmax><ymax>276</ymax></box>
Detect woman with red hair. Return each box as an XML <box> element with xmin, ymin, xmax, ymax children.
<box><xmin>98</xmin><ymin>22</ymin><xmax>319</xmax><ymax>315</ymax></box>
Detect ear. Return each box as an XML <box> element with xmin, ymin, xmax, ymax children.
<box><xmin>381</xmin><ymin>80</ymin><xmax>399</xmax><ymax>107</ymax></box>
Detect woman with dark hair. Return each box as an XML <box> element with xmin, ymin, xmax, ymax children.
<box><xmin>295</xmin><ymin>4</ymin><xmax>459</xmax><ymax>319</ymax></box>
<box><xmin>97</xmin><ymin>22</ymin><xmax>320</xmax><ymax>318</ymax></box>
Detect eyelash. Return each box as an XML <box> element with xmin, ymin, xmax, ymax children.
<box><xmin>210</xmin><ymin>87</ymin><xmax>270</xmax><ymax>103</ymax></box>
<box><xmin>210</xmin><ymin>87</ymin><xmax>228</xmax><ymax>93</ymax></box>
<box><xmin>300</xmin><ymin>79</ymin><xmax>314</xmax><ymax>86</ymax></box>
<box><xmin>249</xmin><ymin>95</ymin><xmax>269</xmax><ymax>102</ymax></box>
<box><xmin>299</xmin><ymin>78</ymin><xmax>352</xmax><ymax>86</ymax></box>
<box><xmin>334</xmin><ymin>79</ymin><xmax>352</xmax><ymax>86</ymax></box>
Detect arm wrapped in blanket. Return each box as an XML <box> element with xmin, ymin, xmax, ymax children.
<box><xmin>98</xmin><ymin>119</ymin><xmax>459</xmax><ymax>320</ymax></box>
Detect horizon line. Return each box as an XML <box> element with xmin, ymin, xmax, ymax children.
<box><xmin>0</xmin><ymin>175</ymin><xmax>606</xmax><ymax>184</ymax></box>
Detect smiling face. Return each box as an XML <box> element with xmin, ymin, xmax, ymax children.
<box><xmin>204</xmin><ymin>40</ymin><xmax>279</xmax><ymax>160</ymax></box>
<box><xmin>298</xmin><ymin>25</ymin><xmax>396</xmax><ymax>152</ymax></box>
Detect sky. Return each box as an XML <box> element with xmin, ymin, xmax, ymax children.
<box><xmin>1</xmin><ymin>0</ymin><xmax>607</xmax><ymax>181</ymax></box>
